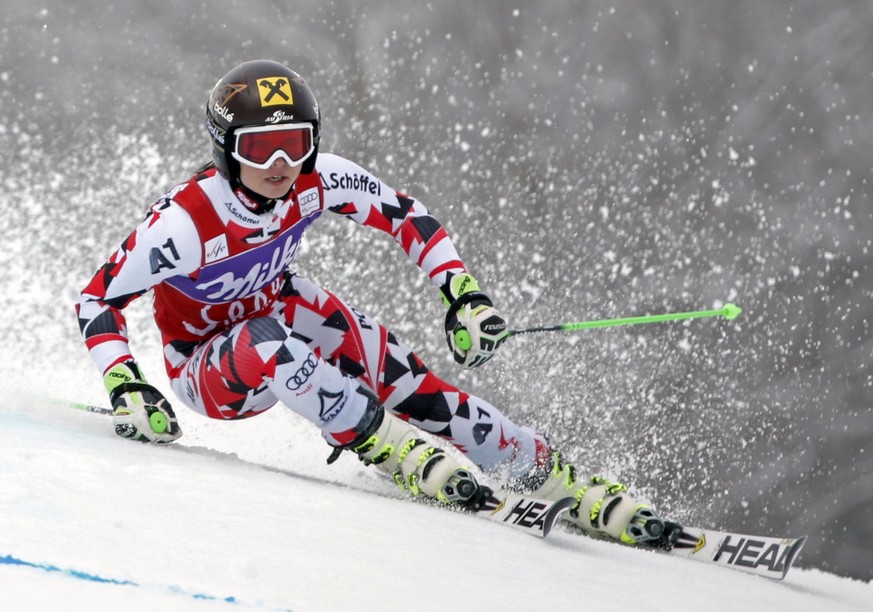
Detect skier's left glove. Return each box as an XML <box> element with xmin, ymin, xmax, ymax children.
<box><xmin>104</xmin><ymin>362</ymin><xmax>182</xmax><ymax>444</ymax></box>
<box><xmin>441</xmin><ymin>273</ymin><xmax>509</xmax><ymax>368</ymax></box>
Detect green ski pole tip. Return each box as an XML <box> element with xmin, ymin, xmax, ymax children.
<box><xmin>721</xmin><ymin>303</ymin><xmax>742</xmax><ymax>320</ymax></box>
<box><xmin>149</xmin><ymin>411</ymin><xmax>168</xmax><ymax>433</ymax></box>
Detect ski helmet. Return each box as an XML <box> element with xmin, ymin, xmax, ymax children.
<box><xmin>205</xmin><ymin>60</ymin><xmax>321</xmax><ymax>184</ymax></box>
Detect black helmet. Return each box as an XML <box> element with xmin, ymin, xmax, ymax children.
<box><xmin>205</xmin><ymin>60</ymin><xmax>321</xmax><ymax>184</ymax></box>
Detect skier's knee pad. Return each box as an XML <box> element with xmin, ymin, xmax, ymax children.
<box><xmin>242</xmin><ymin>316</ymin><xmax>292</xmax><ymax>346</ymax></box>
<box><xmin>237</xmin><ymin>316</ymin><xmax>313</xmax><ymax>372</ymax></box>
<box><xmin>210</xmin><ymin>317</ymin><xmax>295</xmax><ymax>384</ymax></box>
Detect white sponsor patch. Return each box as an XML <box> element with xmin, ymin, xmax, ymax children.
<box><xmin>204</xmin><ymin>235</ymin><xmax>229</xmax><ymax>263</ymax></box>
<box><xmin>297</xmin><ymin>187</ymin><xmax>320</xmax><ymax>217</ymax></box>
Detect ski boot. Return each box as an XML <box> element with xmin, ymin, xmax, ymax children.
<box><xmin>328</xmin><ymin>394</ymin><xmax>491</xmax><ymax>510</ymax></box>
<box><xmin>514</xmin><ymin>448</ymin><xmax>679</xmax><ymax>548</ymax></box>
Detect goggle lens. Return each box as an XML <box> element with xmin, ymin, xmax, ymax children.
<box><xmin>233</xmin><ymin>125</ymin><xmax>314</xmax><ymax>168</ymax></box>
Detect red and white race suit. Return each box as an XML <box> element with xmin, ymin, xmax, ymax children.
<box><xmin>76</xmin><ymin>153</ymin><xmax>545</xmax><ymax>476</ymax></box>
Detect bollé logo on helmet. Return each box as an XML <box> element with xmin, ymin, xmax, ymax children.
<box><xmin>206</xmin><ymin>117</ymin><xmax>226</xmax><ymax>145</ymax></box>
<box><xmin>213</xmin><ymin>102</ymin><xmax>234</xmax><ymax>122</ymax></box>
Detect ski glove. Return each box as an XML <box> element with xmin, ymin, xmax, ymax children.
<box><xmin>104</xmin><ymin>362</ymin><xmax>182</xmax><ymax>444</ymax></box>
<box><xmin>441</xmin><ymin>273</ymin><xmax>509</xmax><ymax>368</ymax></box>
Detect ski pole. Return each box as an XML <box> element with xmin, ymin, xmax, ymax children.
<box><xmin>507</xmin><ymin>303</ymin><xmax>742</xmax><ymax>337</ymax></box>
<box><xmin>67</xmin><ymin>401</ymin><xmax>112</xmax><ymax>416</ymax></box>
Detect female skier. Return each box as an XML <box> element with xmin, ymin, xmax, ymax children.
<box><xmin>76</xmin><ymin>59</ymin><xmax>667</xmax><ymax>546</ymax></box>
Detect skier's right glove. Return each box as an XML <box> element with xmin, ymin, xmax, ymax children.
<box><xmin>104</xmin><ymin>362</ymin><xmax>182</xmax><ymax>444</ymax></box>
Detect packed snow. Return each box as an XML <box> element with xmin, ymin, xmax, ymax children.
<box><xmin>1</xmin><ymin>387</ymin><xmax>870</xmax><ymax>611</ymax></box>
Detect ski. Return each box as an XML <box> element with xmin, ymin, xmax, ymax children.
<box><xmin>475</xmin><ymin>492</ymin><xmax>576</xmax><ymax>538</ymax></box>
<box><xmin>64</xmin><ymin>400</ymin><xmax>805</xmax><ymax>573</ymax></box>
<box><xmin>662</xmin><ymin>525</ymin><xmax>806</xmax><ymax>580</ymax></box>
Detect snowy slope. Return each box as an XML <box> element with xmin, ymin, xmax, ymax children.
<box><xmin>1</xmin><ymin>392</ymin><xmax>870</xmax><ymax>612</ymax></box>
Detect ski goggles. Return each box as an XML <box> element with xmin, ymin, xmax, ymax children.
<box><xmin>231</xmin><ymin>124</ymin><xmax>315</xmax><ymax>169</ymax></box>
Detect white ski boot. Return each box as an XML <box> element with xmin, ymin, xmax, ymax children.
<box><xmin>329</xmin><ymin>393</ymin><xmax>490</xmax><ymax>509</ymax></box>
<box><xmin>517</xmin><ymin>449</ymin><xmax>672</xmax><ymax>546</ymax></box>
